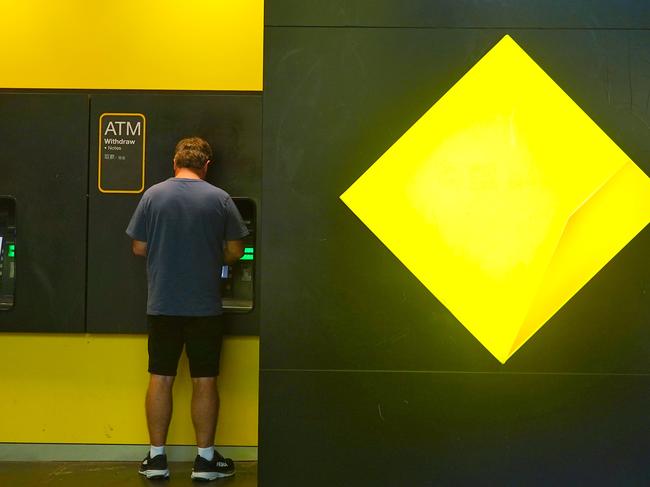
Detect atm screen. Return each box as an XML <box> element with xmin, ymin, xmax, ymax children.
<box><xmin>219</xmin><ymin>197</ymin><xmax>255</xmax><ymax>312</ymax></box>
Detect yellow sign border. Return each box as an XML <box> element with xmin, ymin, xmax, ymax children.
<box><xmin>98</xmin><ymin>113</ymin><xmax>146</xmax><ymax>194</ymax></box>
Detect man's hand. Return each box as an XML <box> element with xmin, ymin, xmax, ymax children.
<box><xmin>223</xmin><ymin>240</ymin><xmax>244</xmax><ymax>265</ymax></box>
<box><xmin>132</xmin><ymin>240</ymin><xmax>147</xmax><ymax>257</ymax></box>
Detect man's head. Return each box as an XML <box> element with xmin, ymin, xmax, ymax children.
<box><xmin>173</xmin><ymin>137</ymin><xmax>213</xmax><ymax>178</ymax></box>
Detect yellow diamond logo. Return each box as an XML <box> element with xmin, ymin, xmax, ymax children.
<box><xmin>340</xmin><ymin>35</ymin><xmax>650</xmax><ymax>364</ymax></box>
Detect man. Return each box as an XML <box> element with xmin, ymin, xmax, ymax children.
<box><xmin>126</xmin><ymin>137</ymin><xmax>248</xmax><ymax>481</ymax></box>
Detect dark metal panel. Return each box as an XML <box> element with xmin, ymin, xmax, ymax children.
<box><xmin>266</xmin><ymin>0</ymin><xmax>650</xmax><ymax>29</ymax></box>
<box><xmin>86</xmin><ymin>94</ymin><xmax>262</xmax><ymax>334</ymax></box>
<box><xmin>260</xmin><ymin>370</ymin><xmax>650</xmax><ymax>486</ymax></box>
<box><xmin>261</xmin><ymin>28</ymin><xmax>650</xmax><ymax>372</ymax></box>
<box><xmin>0</xmin><ymin>93</ymin><xmax>88</xmax><ymax>332</ymax></box>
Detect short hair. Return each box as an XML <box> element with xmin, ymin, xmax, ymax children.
<box><xmin>173</xmin><ymin>137</ymin><xmax>213</xmax><ymax>170</ymax></box>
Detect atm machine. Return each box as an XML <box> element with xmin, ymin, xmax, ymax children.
<box><xmin>0</xmin><ymin>94</ymin><xmax>261</xmax><ymax>334</ymax></box>
<box><xmin>221</xmin><ymin>198</ymin><xmax>256</xmax><ymax>312</ymax></box>
<box><xmin>86</xmin><ymin>94</ymin><xmax>262</xmax><ymax>335</ymax></box>
<box><xmin>0</xmin><ymin>197</ymin><xmax>16</xmax><ymax>311</ymax></box>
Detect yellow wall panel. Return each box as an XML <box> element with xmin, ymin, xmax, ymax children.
<box><xmin>0</xmin><ymin>334</ymin><xmax>259</xmax><ymax>445</ymax></box>
<box><xmin>0</xmin><ymin>0</ymin><xmax>263</xmax><ymax>90</ymax></box>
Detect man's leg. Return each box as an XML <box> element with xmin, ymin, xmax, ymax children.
<box><xmin>139</xmin><ymin>315</ymin><xmax>184</xmax><ymax>478</ymax></box>
<box><xmin>186</xmin><ymin>316</ymin><xmax>235</xmax><ymax>479</ymax></box>
<box><xmin>191</xmin><ymin>377</ymin><xmax>219</xmax><ymax>448</ymax></box>
<box><xmin>146</xmin><ymin>374</ymin><xmax>176</xmax><ymax>446</ymax></box>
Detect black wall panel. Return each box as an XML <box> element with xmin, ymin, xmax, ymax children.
<box><xmin>86</xmin><ymin>94</ymin><xmax>262</xmax><ymax>334</ymax></box>
<box><xmin>261</xmin><ymin>370</ymin><xmax>650</xmax><ymax>486</ymax></box>
<box><xmin>262</xmin><ymin>3</ymin><xmax>650</xmax><ymax>485</ymax></box>
<box><xmin>0</xmin><ymin>94</ymin><xmax>88</xmax><ymax>332</ymax></box>
<box><xmin>267</xmin><ymin>0</ymin><xmax>650</xmax><ymax>28</ymax></box>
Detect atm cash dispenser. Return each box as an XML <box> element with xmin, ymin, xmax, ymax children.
<box><xmin>0</xmin><ymin>197</ymin><xmax>16</xmax><ymax>310</ymax></box>
<box><xmin>221</xmin><ymin>198</ymin><xmax>256</xmax><ymax>312</ymax></box>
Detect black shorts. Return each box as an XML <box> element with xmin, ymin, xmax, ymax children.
<box><xmin>147</xmin><ymin>315</ymin><xmax>224</xmax><ymax>378</ymax></box>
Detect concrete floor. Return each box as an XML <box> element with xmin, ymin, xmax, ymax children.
<box><xmin>0</xmin><ymin>461</ymin><xmax>257</xmax><ymax>486</ymax></box>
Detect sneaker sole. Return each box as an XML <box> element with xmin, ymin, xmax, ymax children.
<box><xmin>191</xmin><ymin>470</ymin><xmax>235</xmax><ymax>481</ymax></box>
<box><xmin>139</xmin><ymin>469</ymin><xmax>170</xmax><ymax>479</ymax></box>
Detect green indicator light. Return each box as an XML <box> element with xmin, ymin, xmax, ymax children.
<box><xmin>244</xmin><ymin>247</ymin><xmax>254</xmax><ymax>254</ymax></box>
<box><xmin>8</xmin><ymin>244</ymin><xmax>14</xmax><ymax>258</ymax></box>
<box><xmin>240</xmin><ymin>254</ymin><xmax>254</xmax><ymax>261</ymax></box>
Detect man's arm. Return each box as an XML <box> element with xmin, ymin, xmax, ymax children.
<box><xmin>223</xmin><ymin>240</ymin><xmax>244</xmax><ymax>265</ymax></box>
<box><xmin>132</xmin><ymin>240</ymin><xmax>147</xmax><ymax>257</ymax></box>
<box><xmin>126</xmin><ymin>192</ymin><xmax>148</xmax><ymax>256</ymax></box>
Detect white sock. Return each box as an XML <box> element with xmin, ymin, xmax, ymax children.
<box><xmin>150</xmin><ymin>445</ymin><xmax>165</xmax><ymax>458</ymax></box>
<box><xmin>198</xmin><ymin>446</ymin><xmax>214</xmax><ymax>461</ymax></box>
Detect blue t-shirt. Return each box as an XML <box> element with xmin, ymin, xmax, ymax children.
<box><xmin>126</xmin><ymin>178</ymin><xmax>249</xmax><ymax>316</ymax></box>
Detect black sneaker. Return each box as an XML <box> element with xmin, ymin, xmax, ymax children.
<box><xmin>138</xmin><ymin>452</ymin><xmax>170</xmax><ymax>479</ymax></box>
<box><xmin>191</xmin><ymin>450</ymin><xmax>235</xmax><ymax>481</ymax></box>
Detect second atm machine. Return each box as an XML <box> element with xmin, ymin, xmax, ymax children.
<box><xmin>0</xmin><ymin>197</ymin><xmax>16</xmax><ymax>311</ymax></box>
